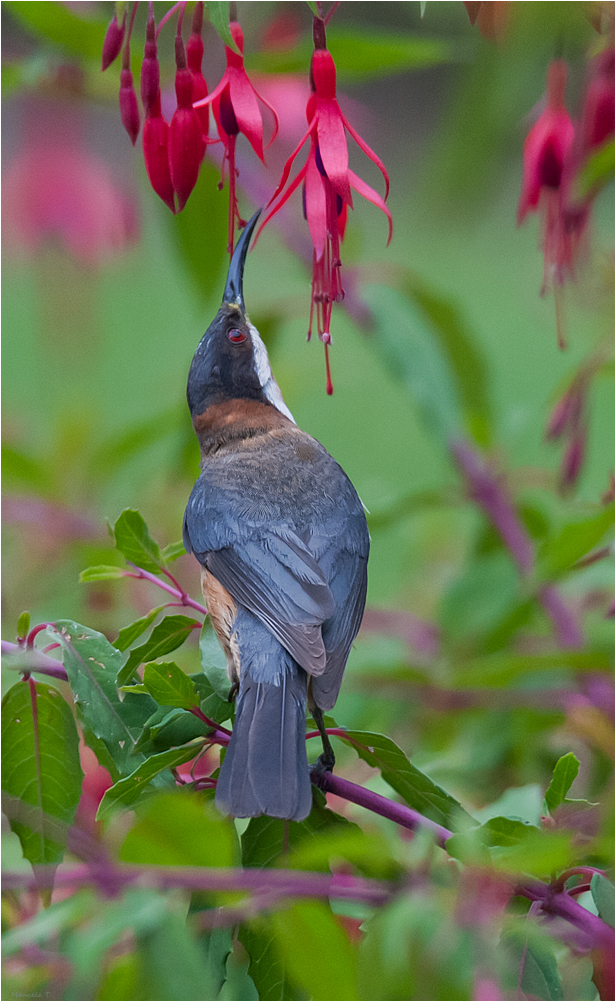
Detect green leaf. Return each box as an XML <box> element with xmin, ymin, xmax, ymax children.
<box><xmin>440</xmin><ymin>551</ymin><xmax>518</xmax><ymax>640</ymax></box>
<box><xmin>113</xmin><ymin>606</ymin><xmax>166</xmax><ymax>652</ymax></box>
<box><xmin>537</xmin><ymin>505</ymin><xmax>614</xmax><ymax>581</ymax></box>
<box><xmin>139</xmin><ymin>904</ymin><xmax>221</xmax><ymax>1001</ymax></box>
<box><xmin>79</xmin><ymin>564</ymin><xmax>127</xmax><ymax>582</ymax></box>
<box><xmin>304</xmin><ymin>0</ymin><xmax>319</xmax><ymax>14</ymax></box>
<box><xmin>219</xmin><ymin>943</ymin><xmax>259</xmax><ymax>1001</ymax></box>
<box><xmin>120</xmin><ymin>792</ymin><xmax>235</xmax><ymax>867</ymax></box>
<box><xmin>199</xmin><ymin>620</ymin><xmax>231</xmax><ymax>700</ymax></box>
<box><xmin>287</xmin><ymin>826</ymin><xmax>398</xmax><ymax>881</ymax></box>
<box><xmin>576</xmin><ymin>139</ymin><xmax>615</xmax><ymax>199</ymax></box>
<box><xmin>133</xmin><ymin>706</ymin><xmax>211</xmax><ymax>756</ymax></box>
<box><xmin>113</xmin><ymin>508</ymin><xmax>163</xmax><ymax>573</ymax></box>
<box><xmin>363</xmin><ymin>285</ymin><xmax>462</xmax><ymax>440</ymax></box>
<box><xmin>1</xmin><ymin>889</ymin><xmax>95</xmax><ymax>956</ymax></box>
<box><xmin>4</xmin><ymin>1</ymin><xmax>107</xmax><ymax>60</ymax></box>
<box><xmin>53</xmin><ymin>620</ymin><xmax>155</xmax><ymax>774</ymax></box>
<box><xmin>142</xmin><ymin>661</ymin><xmax>200</xmax><ymax>710</ymax></box>
<box><xmin>1</xmin><ymin>681</ymin><xmax>83</xmax><ymax>870</ymax></box>
<box><xmin>447</xmin><ymin>816</ymin><xmax>536</xmax><ymax>864</ymax></box>
<box><xmin>97</xmin><ymin>746</ymin><xmax>202</xmax><ymax>822</ymax></box>
<box><xmin>545</xmin><ymin>753</ymin><xmax>580</xmax><ymax>814</ymax></box>
<box><xmin>119</xmin><ymin>685</ymin><xmax>150</xmax><ymax>694</ymax></box>
<box><xmin>161</xmin><ymin>540</ymin><xmax>186</xmax><ymax>563</ymax></box>
<box><xmin>207</xmin><ymin>2</ymin><xmax>239</xmax><ymax>52</ymax></box>
<box><xmin>191</xmin><ymin>671</ymin><xmax>231</xmax><ymax>726</ymax></box>
<box><xmin>591</xmin><ymin>874</ymin><xmax>615</xmax><ymax>929</ymax></box>
<box><xmin>451</xmin><ymin>648</ymin><xmax>612</xmax><ymax>688</ymax></box>
<box><xmin>339</xmin><ymin>730</ymin><xmax>475</xmax><ymax>830</ymax></box>
<box><xmin>503</xmin><ymin>923</ymin><xmax>564</xmax><ymax>1002</ymax></box>
<box><xmin>400</xmin><ymin>269</ymin><xmax>492</xmax><ymax>445</ymax></box>
<box><xmin>242</xmin><ymin>788</ymin><xmax>360</xmax><ymax>869</ymax></box>
<box><xmin>118</xmin><ymin>615</ymin><xmax>201</xmax><ymax>686</ymax></box>
<box><xmin>239</xmin><ymin>922</ymin><xmax>301</xmax><ymax>1002</ymax></box>
<box><xmin>272</xmin><ymin>900</ymin><xmax>358</xmax><ymax>1001</ymax></box>
<box><xmin>16</xmin><ymin>611</ymin><xmax>30</xmax><ymax>639</ymax></box>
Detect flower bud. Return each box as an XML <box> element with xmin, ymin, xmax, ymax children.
<box><xmin>187</xmin><ymin>28</ymin><xmax>209</xmax><ymax>138</ymax></box>
<box><xmin>140</xmin><ymin>12</ymin><xmax>161</xmax><ymax>116</ymax></box>
<box><xmin>102</xmin><ymin>12</ymin><xmax>125</xmax><ymax>71</ymax></box>
<box><xmin>561</xmin><ymin>429</ymin><xmax>586</xmax><ymax>489</ymax></box>
<box><xmin>119</xmin><ymin>68</ymin><xmax>140</xmax><ymax>145</ymax></box>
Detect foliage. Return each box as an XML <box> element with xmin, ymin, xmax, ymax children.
<box><xmin>1</xmin><ymin>2</ymin><xmax>614</xmax><ymax>1001</ymax></box>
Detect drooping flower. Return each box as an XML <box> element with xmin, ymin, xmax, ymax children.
<box><xmin>258</xmin><ymin>16</ymin><xmax>392</xmax><ymax>392</ymax></box>
<box><xmin>168</xmin><ymin>11</ymin><xmax>206</xmax><ymax>211</ymax></box>
<box><xmin>518</xmin><ymin>60</ymin><xmax>576</xmax><ymax>348</ymax></box>
<box><xmin>193</xmin><ymin>20</ymin><xmax>279</xmax><ymax>251</ymax></box>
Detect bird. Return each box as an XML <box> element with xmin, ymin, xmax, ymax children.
<box><xmin>183</xmin><ymin>211</ymin><xmax>369</xmax><ymax>822</ymax></box>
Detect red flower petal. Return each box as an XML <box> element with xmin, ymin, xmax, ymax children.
<box><xmin>143</xmin><ymin>114</ymin><xmax>175</xmax><ymax>213</ymax></box>
<box><xmin>348</xmin><ymin>168</ymin><xmax>393</xmax><ymax>245</ymax></box>
<box><xmin>228</xmin><ymin>67</ymin><xmax>264</xmax><ymax>159</ymax></box>
<box><xmin>340</xmin><ymin>111</ymin><xmax>390</xmax><ymax>200</ymax></box>
<box><xmin>266</xmin><ymin>119</ymin><xmax>314</xmax><ymax>207</ymax></box>
<box><xmin>256</xmin><ymin>159</ymin><xmax>309</xmax><ymax>240</ymax></box>
<box><xmin>316</xmin><ymin>98</ymin><xmax>352</xmax><ymax>206</ymax></box>
<box><xmin>304</xmin><ymin>153</ymin><xmax>328</xmax><ymax>260</ymax></box>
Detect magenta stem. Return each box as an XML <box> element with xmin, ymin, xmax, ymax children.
<box><xmin>126</xmin><ymin>563</ymin><xmax>208</xmax><ymax>616</ymax></box>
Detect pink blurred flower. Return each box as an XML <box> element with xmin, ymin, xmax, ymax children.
<box><xmin>3</xmin><ymin>100</ymin><xmax>138</xmax><ymax>266</ymax></box>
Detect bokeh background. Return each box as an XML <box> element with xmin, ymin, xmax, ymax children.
<box><xmin>2</xmin><ymin>0</ymin><xmax>613</xmax><ymax>823</ymax></box>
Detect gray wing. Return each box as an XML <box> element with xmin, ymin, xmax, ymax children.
<box><xmin>312</xmin><ymin>547</ymin><xmax>368</xmax><ymax>710</ymax></box>
<box><xmin>184</xmin><ymin>503</ymin><xmax>335</xmax><ymax>675</ymax></box>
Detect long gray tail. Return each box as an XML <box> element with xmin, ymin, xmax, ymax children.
<box><xmin>215</xmin><ymin>610</ymin><xmax>312</xmax><ymax>822</ymax></box>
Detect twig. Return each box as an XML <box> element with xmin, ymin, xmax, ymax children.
<box><xmin>125</xmin><ymin>563</ymin><xmax>208</xmax><ymax>616</ymax></box>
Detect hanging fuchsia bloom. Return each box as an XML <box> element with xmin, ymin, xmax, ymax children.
<box><xmin>141</xmin><ymin>6</ymin><xmax>175</xmax><ymax>213</ymax></box>
<box><xmin>101</xmin><ymin>10</ymin><xmax>126</xmax><ymax>71</ymax></box>
<box><xmin>581</xmin><ymin>47</ymin><xmax>615</xmax><ymax>153</ymax></box>
<box><xmin>518</xmin><ymin>60</ymin><xmax>576</xmax><ymax>348</ymax></box>
<box><xmin>169</xmin><ymin>14</ymin><xmax>206</xmax><ymax>211</ymax></box>
<box><xmin>194</xmin><ymin>20</ymin><xmax>279</xmax><ymax>251</ymax></box>
<box><xmin>259</xmin><ymin>17</ymin><xmax>391</xmax><ymax>393</ymax></box>
<box><xmin>186</xmin><ymin>2</ymin><xmax>209</xmax><ymax>139</ymax></box>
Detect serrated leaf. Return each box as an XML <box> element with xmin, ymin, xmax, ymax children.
<box><xmin>161</xmin><ymin>540</ymin><xmax>186</xmax><ymax>563</ymax></box>
<box><xmin>113</xmin><ymin>509</ymin><xmax>163</xmax><ymax>573</ymax></box>
<box><xmin>545</xmin><ymin>753</ymin><xmax>580</xmax><ymax>814</ymax></box>
<box><xmin>447</xmin><ymin>816</ymin><xmax>537</xmax><ymax>864</ymax></box>
<box><xmin>16</xmin><ymin>611</ymin><xmax>30</xmax><ymax>639</ymax></box>
<box><xmin>113</xmin><ymin>606</ymin><xmax>165</xmax><ymax>652</ymax></box>
<box><xmin>207</xmin><ymin>2</ymin><xmax>239</xmax><ymax>51</ymax></box>
<box><xmin>537</xmin><ymin>505</ymin><xmax>614</xmax><ymax>581</ymax></box>
<box><xmin>591</xmin><ymin>874</ymin><xmax>615</xmax><ymax>929</ymax></box>
<box><xmin>118</xmin><ymin>615</ymin><xmax>201</xmax><ymax>686</ymax></box>
<box><xmin>79</xmin><ymin>565</ymin><xmax>127</xmax><ymax>582</ymax></box>
<box><xmin>199</xmin><ymin>620</ymin><xmax>231</xmax><ymax>699</ymax></box>
<box><xmin>97</xmin><ymin>745</ymin><xmax>201</xmax><ymax>821</ymax></box>
<box><xmin>491</xmin><ymin>829</ymin><xmax>574</xmax><ymax>877</ymax></box>
<box><xmin>339</xmin><ymin>730</ymin><xmax>475</xmax><ymax>830</ymax></box>
<box><xmin>272</xmin><ymin>900</ymin><xmax>358</xmax><ymax>1001</ymax></box>
<box><xmin>53</xmin><ymin>620</ymin><xmax>155</xmax><ymax>774</ymax></box>
<box><xmin>142</xmin><ymin>661</ymin><xmax>200</xmax><ymax>710</ymax></box>
<box><xmin>1</xmin><ymin>681</ymin><xmax>83</xmax><ymax>870</ymax></box>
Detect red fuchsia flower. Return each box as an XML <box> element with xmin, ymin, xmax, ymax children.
<box><xmin>141</xmin><ymin>4</ymin><xmax>175</xmax><ymax>213</ymax></box>
<box><xmin>581</xmin><ymin>47</ymin><xmax>615</xmax><ymax>152</ymax></box>
<box><xmin>518</xmin><ymin>60</ymin><xmax>576</xmax><ymax>349</ymax></box>
<box><xmin>101</xmin><ymin>10</ymin><xmax>126</xmax><ymax>71</ymax></box>
<box><xmin>258</xmin><ymin>17</ymin><xmax>392</xmax><ymax>393</ymax></box>
<box><xmin>186</xmin><ymin>1</ymin><xmax>209</xmax><ymax>140</ymax></box>
<box><xmin>168</xmin><ymin>9</ymin><xmax>206</xmax><ymax>211</ymax></box>
<box><xmin>193</xmin><ymin>20</ymin><xmax>279</xmax><ymax>251</ymax></box>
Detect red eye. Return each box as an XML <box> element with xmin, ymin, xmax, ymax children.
<box><xmin>228</xmin><ymin>329</ymin><xmax>246</xmax><ymax>344</ymax></box>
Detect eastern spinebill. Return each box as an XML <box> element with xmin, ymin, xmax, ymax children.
<box><xmin>183</xmin><ymin>212</ymin><xmax>369</xmax><ymax>821</ymax></box>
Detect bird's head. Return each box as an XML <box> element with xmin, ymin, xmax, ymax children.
<box><xmin>187</xmin><ymin>212</ymin><xmax>293</xmax><ymax>422</ymax></box>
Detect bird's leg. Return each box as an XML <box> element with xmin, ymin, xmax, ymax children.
<box><xmin>312</xmin><ymin>704</ymin><xmax>336</xmax><ymax>775</ymax></box>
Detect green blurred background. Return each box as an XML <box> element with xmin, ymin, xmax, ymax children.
<box><xmin>2</xmin><ymin>1</ymin><xmax>613</xmax><ymax>812</ymax></box>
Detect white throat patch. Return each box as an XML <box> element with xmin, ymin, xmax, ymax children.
<box><xmin>248</xmin><ymin>320</ymin><xmax>296</xmax><ymax>424</ymax></box>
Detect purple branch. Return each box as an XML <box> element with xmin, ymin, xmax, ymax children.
<box><xmin>310</xmin><ymin>767</ymin><xmax>452</xmax><ymax>848</ymax></box>
<box><xmin>2</xmin><ymin>864</ymin><xmax>393</xmax><ymax>906</ymax></box>
<box><xmin>450</xmin><ymin>439</ymin><xmax>582</xmax><ymax>648</ymax></box>
<box><xmin>519</xmin><ymin>879</ymin><xmax>614</xmax><ymax>951</ymax></box>
<box><xmin>126</xmin><ymin>563</ymin><xmax>208</xmax><ymax>617</ymax></box>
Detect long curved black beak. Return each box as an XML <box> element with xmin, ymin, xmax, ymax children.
<box><xmin>223</xmin><ymin>210</ymin><xmax>262</xmax><ymax>309</ymax></box>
